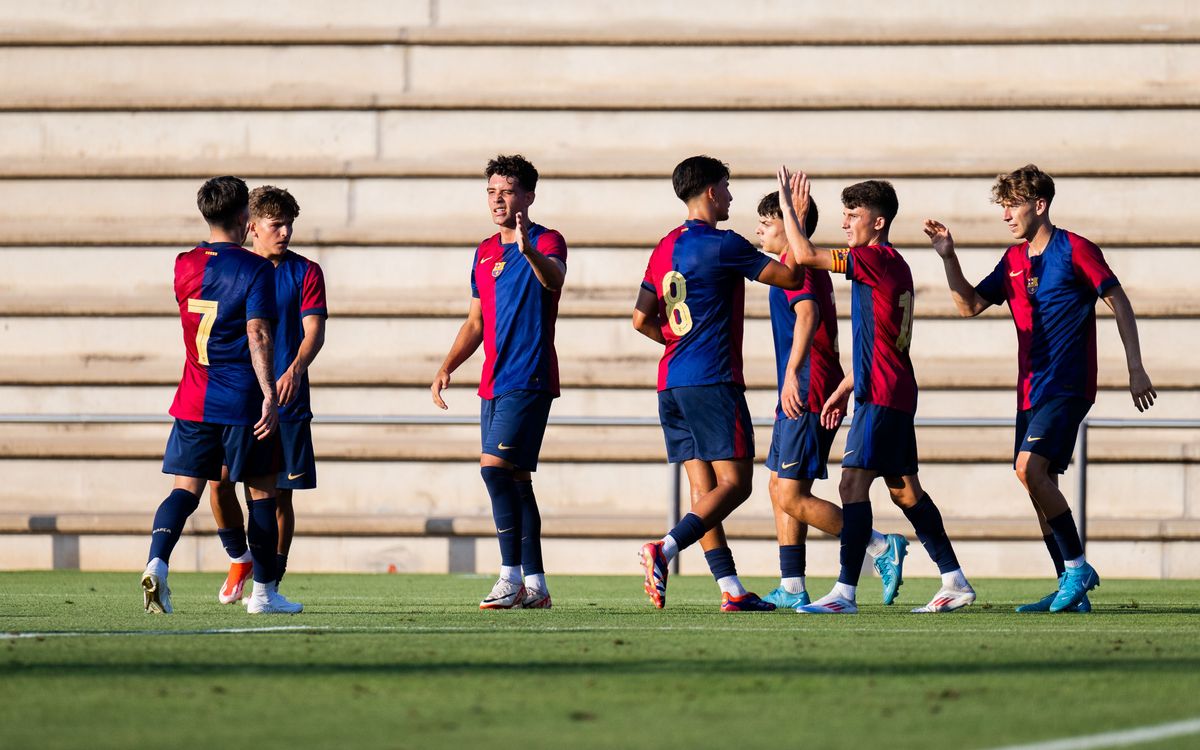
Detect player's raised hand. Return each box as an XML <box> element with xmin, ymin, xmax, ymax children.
<box><xmin>515</xmin><ymin>212</ymin><xmax>532</xmax><ymax>255</ymax></box>
<box><xmin>923</xmin><ymin>219</ymin><xmax>956</xmax><ymax>258</ymax></box>
<box><xmin>790</xmin><ymin>171</ymin><xmax>811</xmax><ymax>230</ymax></box>
<box><xmin>777</xmin><ymin>165</ymin><xmax>794</xmax><ymax>206</ymax></box>
<box><xmin>1129</xmin><ymin>367</ymin><xmax>1157</xmax><ymax>412</ymax></box>
<box><xmin>431</xmin><ymin>370</ymin><xmax>451</xmax><ymax>410</ymax></box>
<box><xmin>255</xmin><ymin>397</ymin><xmax>278</xmax><ymax>440</ymax></box>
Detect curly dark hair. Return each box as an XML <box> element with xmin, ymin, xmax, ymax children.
<box><xmin>992</xmin><ymin>164</ymin><xmax>1055</xmax><ymax>207</ymax></box>
<box><xmin>485</xmin><ymin>154</ymin><xmax>539</xmax><ymax>192</ymax></box>
<box><xmin>249</xmin><ymin>185</ymin><xmax>300</xmax><ymax>222</ymax></box>
<box><xmin>841</xmin><ymin>180</ymin><xmax>898</xmax><ymax>227</ymax></box>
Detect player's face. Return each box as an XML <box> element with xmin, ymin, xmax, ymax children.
<box><xmin>1001</xmin><ymin>198</ymin><xmax>1046</xmax><ymax>241</ymax></box>
<box><xmin>249</xmin><ymin>215</ymin><xmax>293</xmax><ymax>260</ymax></box>
<box><xmin>756</xmin><ymin>215</ymin><xmax>786</xmax><ymax>255</ymax></box>
<box><xmin>710</xmin><ymin>178</ymin><xmax>732</xmax><ymax>222</ymax></box>
<box><xmin>841</xmin><ymin>205</ymin><xmax>884</xmax><ymax>248</ymax></box>
<box><xmin>487</xmin><ymin>174</ymin><xmax>534</xmax><ymax>228</ymax></box>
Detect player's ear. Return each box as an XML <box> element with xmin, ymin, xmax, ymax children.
<box><xmin>873</xmin><ymin>215</ymin><xmax>887</xmax><ymax>232</ymax></box>
<box><xmin>1034</xmin><ymin>197</ymin><xmax>1048</xmax><ymax>216</ymax></box>
<box><xmin>525</xmin><ymin>190</ymin><xmax>535</xmax><ymax>207</ymax></box>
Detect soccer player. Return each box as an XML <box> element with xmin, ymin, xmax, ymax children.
<box><xmin>431</xmin><ymin>155</ymin><xmax>566</xmax><ymax>610</ymax></box>
<box><xmin>209</xmin><ymin>186</ymin><xmax>327</xmax><ymax>605</ymax></box>
<box><xmin>141</xmin><ymin>175</ymin><xmax>300</xmax><ymax>615</ymax></box>
<box><xmin>923</xmin><ymin>164</ymin><xmax>1156</xmax><ymax>613</ymax></box>
<box><xmin>633</xmin><ymin>155</ymin><xmax>812</xmax><ymax>612</ymax></box>
<box><xmin>777</xmin><ymin>167</ymin><xmax>975</xmax><ymax>614</ymax></box>
<box><xmin>754</xmin><ymin>191</ymin><xmax>908</xmax><ymax>609</ymax></box>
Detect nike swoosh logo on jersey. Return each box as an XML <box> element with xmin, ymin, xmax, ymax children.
<box><xmin>497</xmin><ymin>442</ymin><xmax>514</xmax><ymax>450</ymax></box>
<box><xmin>781</xmin><ymin>461</ymin><xmax>801</xmax><ymax>469</ymax></box>
<box><xmin>1009</xmin><ymin>270</ymin><xmax>1023</xmax><ymax>277</ymax></box>
<box><xmin>479</xmin><ymin>256</ymin><xmax>496</xmax><ymax>265</ymax></box>
<box><xmin>287</xmin><ymin>472</ymin><xmax>306</xmax><ymax>480</ymax></box>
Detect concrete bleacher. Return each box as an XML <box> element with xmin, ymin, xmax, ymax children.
<box><xmin>1</xmin><ymin>2</ymin><xmax>1197</xmax><ymax>578</ymax></box>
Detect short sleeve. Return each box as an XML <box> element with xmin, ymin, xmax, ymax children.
<box><xmin>470</xmin><ymin>247</ymin><xmax>480</xmax><ymax>299</ymax></box>
<box><xmin>245</xmin><ymin>261</ymin><xmax>277</xmax><ymax>322</ymax></box>
<box><xmin>846</xmin><ymin>246</ymin><xmax>886</xmax><ymax>286</ymax></box>
<box><xmin>829</xmin><ymin>248</ymin><xmax>852</xmax><ymax>279</ymax></box>
<box><xmin>300</xmin><ymin>262</ymin><xmax>328</xmax><ymax>317</ymax></box>
<box><xmin>536</xmin><ymin>229</ymin><xmax>568</xmax><ymax>266</ymax></box>
<box><xmin>1070</xmin><ymin>236</ymin><xmax>1119</xmax><ymax>296</ymax></box>
<box><xmin>974</xmin><ymin>258</ymin><xmax>1008</xmax><ymax>306</ymax></box>
<box><xmin>719</xmin><ymin>231</ymin><xmax>772</xmax><ymax>282</ymax></box>
<box><xmin>785</xmin><ymin>266</ymin><xmax>816</xmax><ymax>305</ymax></box>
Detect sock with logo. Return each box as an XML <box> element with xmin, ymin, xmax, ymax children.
<box><xmin>481</xmin><ymin>466</ymin><xmax>522</xmax><ymax>566</ymax></box>
<box><xmin>838</xmin><ymin>502</ymin><xmax>872</xmax><ymax>586</ymax></box>
<box><xmin>1047</xmin><ymin>510</ymin><xmax>1085</xmax><ymax>567</ymax></box>
<box><xmin>246</xmin><ymin>497</ymin><xmax>279</xmax><ymax>584</ymax></box>
<box><xmin>902</xmin><ymin>493</ymin><xmax>962</xmax><ymax>574</ymax></box>
<box><xmin>515</xmin><ymin>480</ymin><xmax>544</xmax><ymax>576</ymax></box>
<box><xmin>216</xmin><ymin>527</ymin><xmax>248</xmax><ymax>562</ymax></box>
<box><xmin>662</xmin><ymin>513</ymin><xmax>706</xmax><ymax>561</ymax></box>
<box><xmin>147</xmin><ymin>488</ymin><xmax>201</xmax><ymax>564</ymax></box>
<box><xmin>1043</xmin><ymin>532</ymin><xmax>1066</xmax><ymax>578</ymax></box>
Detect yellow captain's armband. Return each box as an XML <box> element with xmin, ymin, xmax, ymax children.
<box><xmin>830</xmin><ymin>249</ymin><xmax>850</xmax><ymax>275</ymax></box>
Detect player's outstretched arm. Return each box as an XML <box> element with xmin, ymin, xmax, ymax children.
<box><xmin>278</xmin><ymin>315</ymin><xmax>326</xmax><ymax>406</ymax></box>
<box><xmin>1101</xmin><ymin>286</ymin><xmax>1157</xmax><ymax>411</ymax></box>
<box><xmin>632</xmin><ymin>287</ymin><xmax>667</xmax><ymax>345</ymax></box>
<box><xmin>820</xmin><ymin>372</ymin><xmax>853</xmax><ymax>430</ymax></box>
<box><xmin>781</xmin><ymin>300</ymin><xmax>819</xmax><ymax>419</ymax></box>
<box><xmin>780</xmin><ymin>167</ymin><xmax>834</xmax><ymax>272</ymax></box>
<box><xmin>247</xmin><ymin>317</ymin><xmax>279</xmax><ymax>440</ymax></box>
<box><xmin>923</xmin><ymin>219</ymin><xmax>992</xmax><ymax>317</ymax></box>
<box><xmin>516</xmin><ymin>212</ymin><xmax>566</xmax><ymax>291</ymax></box>
<box><xmin>431</xmin><ymin>298</ymin><xmax>485</xmax><ymax>410</ymax></box>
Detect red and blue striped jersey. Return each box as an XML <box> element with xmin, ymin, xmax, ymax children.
<box><xmin>471</xmin><ymin>223</ymin><xmax>567</xmax><ymax>399</ymax></box>
<box><xmin>975</xmin><ymin>229</ymin><xmax>1118</xmax><ymax>410</ymax></box>
<box><xmin>831</xmin><ymin>244</ymin><xmax>918</xmax><ymax>414</ymax></box>
<box><xmin>641</xmin><ymin>220</ymin><xmax>772</xmax><ymax>391</ymax></box>
<box><xmin>768</xmin><ymin>257</ymin><xmax>844</xmax><ymax>416</ymax></box>
<box><xmin>169</xmin><ymin>241</ymin><xmax>277</xmax><ymax>425</ymax></box>
<box><xmin>273</xmin><ymin>251</ymin><xmax>327</xmax><ymax>422</ymax></box>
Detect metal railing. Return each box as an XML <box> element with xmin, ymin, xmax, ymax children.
<box><xmin>4</xmin><ymin>413</ymin><xmax>1198</xmax><ymax>557</ymax></box>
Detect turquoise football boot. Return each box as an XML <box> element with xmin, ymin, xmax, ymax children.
<box><xmin>1016</xmin><ymin>575</ymin><xmax>1092</xmax><ymax>613</ymax></box>
<box><xmin>1050</xmin><ymin>563</ymin><xmax>1100</xmax><ymax>613</ymax></box>
<box><xmin>762</xmin><ymin>586</ymin><xmax>810</xmax><ymax>609</ymax></box>
<box><xmin>873</xmin><ymin>533</ymin><xmax>908</xmax><ymax>605</ymax></box>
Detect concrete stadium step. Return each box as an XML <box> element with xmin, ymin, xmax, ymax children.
<box><xmin>7</xmin><ymin>110</ymin><xmax>1200</xmax><ymax>179</ymax></box>
<box><xmin>4</xmin><ymin>421</ymin><xmax>1197</xmax><ymax>465</ymax></box>
<box><xmin>8</xmin><ymin>2</ymin><xmax>1196</xmax><ymax>44</ymax></box>
<box><xmin>1</xmin><ymin>177</ymin><xmax>1195</xmax><ymax>248</ymax></box>
<box><xmin>1</xmin><ymin>457</ymin><xmax>1194</xmax><ymax>527</ymax></box>
<box><xmin>5</xmin><ymin>244</ymin><xmax>1198</xmax><ymax>318</ymax></box>
<box><xmin>6</xmin><ymin>385</ymin><xmax>1195</xmax><ymax>420</ymax></box>
<box><xmin>3</xmin><ymin>44</ymin><xmax>1198</xmax><ymax>110</ymax></box>
<box><xmin>0</xmin><ymin>315</ymin><xmax>1189</xmax><ymax>388</ymax></box>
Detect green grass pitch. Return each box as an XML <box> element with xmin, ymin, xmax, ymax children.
<box><xmin>2</xmin><ymin>572</ymin><xmax>1199</xmax><ymax>749</ymax></box>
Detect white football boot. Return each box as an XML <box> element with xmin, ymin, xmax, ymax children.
<box><xmin>246</xmin><ymin>582</ymin><xmax>303</xmax><ymax>614</ymax></box>
<box><xmin>912</xmin><ymin>584</ymin><xmax>976</xmax><ymax>613</ymax></box>
<box><xmin>141</xmin><ymin>562</ymin><xmax>173</xmax><ymax>614</ymax></box>
<box><xmin>479</xmin><ymin>578</ymin><xmax>525</xmax><ymax>609</ymax></box>
<box><xmin>796</xmin><ymin>589</ymin><xmax>858</xmax><ymax>614</ymax></box>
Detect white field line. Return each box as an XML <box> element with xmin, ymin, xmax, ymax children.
<box><xmin>988</xmin><ymin>716</ymin><xmax>1200</xmax><ymax>750</ymax></box>
<box><xmin>2</xmin><ymin>624</ymin><xmax>1198</xmax><ymax>638</ymax></box>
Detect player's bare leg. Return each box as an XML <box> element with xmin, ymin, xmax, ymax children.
<box><xmin>681</xmin><ymin>461</ymin><xmax>770</xmax><ymax>610</ymax></box>
<box><xmin>763</xmin><ymin>472</ymin><xmax>811</xmax><ymax>608</ymax></box>
<box><xmin>1016</xmin><ymin>452</ymin><xmax>1096</xmax><ymax>612</ymax></box>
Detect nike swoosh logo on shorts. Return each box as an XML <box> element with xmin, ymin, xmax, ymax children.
<box><xmin>287</xmin><ymin>472</ymin><xmax>306</xmax><ymax>480</ymax></box>
<box><xmin>497</xmin><ymin>442</ymin><xmax>513</xmax><ymax>450</ymax></box>
<box><xmin>843</xmin><ymin>449</ymin><xmax>855</xmax><ymax>456</ymax></box>
<box><xmin>1027</xmin><ymin>437</ymin><xmax>1043</xmax><ymax>442</ymax></box>
<box><xmin>781</xmin><ymin>461</ymin><xmax>800</xmax><ymax>469</ymax></box>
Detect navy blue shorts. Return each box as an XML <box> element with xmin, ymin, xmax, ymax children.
<box><xmin>162</xmin><ymin>418</ymin><xmax>281</xmax><ymax>483</ymax></box>
<box><xmin>766</xmin><ymin>412</ymin><xmax>837</xmax><ymax>480</ymax></box>
<box><xmin>481</xmin><ymin>389</ymin><xmax>554</xmax><ymax>471</ymax></box>
<box><xmin>277</xmin><ymin>419</ymin><xmax>317</xmax><ymax>490</ymax></box>
<box><xmin>842</xmin><ymin>401</ymin><xmax>918</xmax><ymax>477</ymax></box>
<box><xmin>1015</xmin><ymin>396</ymin><xmax>1092</xmax><ymax>474</ymax></box>
<box><xmin>658</xmin><ymin>383</ymin><xmax>754</xmax><ymax>463</ymax></box>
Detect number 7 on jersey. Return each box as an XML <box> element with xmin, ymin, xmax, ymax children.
<box><xmin>187</xmin><ymin>298</ymin><xmax>219</xmax><ymax>366</ymax></box>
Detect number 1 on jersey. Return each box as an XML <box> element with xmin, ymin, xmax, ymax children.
<box><xmin>662</xmin><ymin>270</ymin><xmax>693</xmax><ymax>336</ymax></box>
<box><xmin>895</xmin><ymin>291</ymin><xmax>913</xmax><ymax>351</ymax></box>
<box><xmin>187</xmin><ymin>298</ymin><xmax>219</xmax><ymax>366</ymax></box>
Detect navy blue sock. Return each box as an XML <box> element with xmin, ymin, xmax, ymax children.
<box><xmin>838</xmin><ymin>502</ymin><xmax>872</xmax><ymax>586</ymax></box>
<box><xmin>666</xmin><ymin>512</ymin><xmax>707</xmax><ymax>552</ymax></box>
<box><xmin>1047</xmin><ymin>510</ymin><xmax>1084</xmax><ymax>562</ymax></box>
<box><xmin>1043</xmin><ymin>532</ymin><xmax>1066</xmax><ymax>578</ymax></box>
<box><xmin>780</xmin><ymin>544</ymin><xmax>806</xmax><ymax>579</ymax></box>
<box><xmin>703</xmin><ymin>547</ymin><xmax>737</xmax><ymax>581</ymax></box>
<box><xmin>902</xmin><ymin>493</ymin><xmax>961</xmax><ymax>574</ymax></box>
<box><xmin>275</xmin><ymin>553</ymin><xmax>288</xmax><ymax>586</ymax></box>
<box><xmin>516</xmin><ymin>481</ymin><xmax>544</xmax><ymax>576</ymax></box>
<box><xmin>481</xmin><ymin>466</ymin><xmax>522</xmax><ymax>566</ymax></box>
<box><xmin>147</xmin><ymin>488</ymin><xmax>200</xmax><ymax>564</ymax></box>
<box><xmin>246</xmin><ymin>498</ymin><xmax>279</xmax><ymax>584</ymax></box>
<box><xmin>216</xmin><ymin>527</ymin><xmax>248</xmax><ymax>560</ymax></box>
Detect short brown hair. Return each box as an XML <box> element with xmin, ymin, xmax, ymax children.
<box><xmin>485</xmin><ymin>154</ymin><xmax>538</xmax><ymax>192</ymax></box>
<box><xmin>991</xmin><ymin>164</ymin><xmax>1055</xmax><ymax>207</ymax></box>
<box><xmin>197</xmin><ymin>176</ymin><xmax>248</xmax><ymax>229</ymax></box>
<box><xmin>842</xmin><ymin>180</ymin><xmax>898</xmax><ymax>226</ymax></box>
<box><xmin>249</xmin><ymin>185</ymin><xmax>300</xmax><ymax>222</ymax></box>
<box><xmin>757</xmin><ymin>191</ymin><xmax>819</xmax><ymax>236</ymax></box>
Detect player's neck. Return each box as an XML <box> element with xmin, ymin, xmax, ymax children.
<box><xmin>685</xmin><ymin>205</ymin><xmax>720</xmax><ymax>227</ymax></box>
<box><xmin>207</xmin><ymin>228</ymin><xmax>244</xmax><ymax>246</ymax></box>
<box><xmin>497</xmin><ymin>221</ymin><xmax>524</xmax><ymax>244</ymax></box>
<box><xmin>1027</xmin><ymin>222</ymin><xmax>1056</xmax><ymax>254</ymax></box>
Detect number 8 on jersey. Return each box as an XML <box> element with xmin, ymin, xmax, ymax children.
<box><xmin>662</xmin><ymin>270</ymin><xmax>693</xmax><ymax>336</ymax></box>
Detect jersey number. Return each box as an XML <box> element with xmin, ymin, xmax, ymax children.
<box><xmin>662</xmin><ymin>271</ymin><xmax>693</xmax><ymax>336</ymax></box>
<box><xmin>187</xmin><ymin>298</ymin><xmax>219</xmax><ymax>366</ymax></box>
<box><xmin>895</xmin><ymin>291</ymin><xmax>913</xmax><ymax>351</ymax></box>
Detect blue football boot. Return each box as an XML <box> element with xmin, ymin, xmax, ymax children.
<box><xmin>762</xmin><ymin>586</ymin><xmax>811</xmax><ymax>609</ymax></box>
<box><xmin>1050</xmin><ymin>563</ymin><xmax>1100</xmax><ymax>613</ymax></box>
<box><xmin>1015</xmin><ymin>574</ymin><xmax>1092</xmax><ymax>613</ymax></box>
<box><xmin>873</xmin><ymin>533</ymin><xmax>908</xmax><ymax>605</ymax></box>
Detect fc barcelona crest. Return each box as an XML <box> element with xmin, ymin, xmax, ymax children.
<box><xmin>1026</xmin><ymin>275</ymin><xmax>1039</xmax><ymax>295</ymax></box>
<box><xmin>492</xmin><ymin>261</ymin><xmax>506</xmax><ymax>278</ymax></box>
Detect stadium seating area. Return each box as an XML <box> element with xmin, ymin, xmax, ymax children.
<box><xmin>1</xmin><ymin>1</ymin><xmax>1197</xmax><ymax>578</ymax></box>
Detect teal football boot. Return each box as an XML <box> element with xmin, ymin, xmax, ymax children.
<box><xmin>873</xmin><ymin>533</ymin><xmax>908</xmax><ymax>605</ymax></box>
<box><xmin>1016</xmin><ymin>575</ymin><xmax>1092</xmax><ymax>613</ymax></box>
<box><xmin>1050</xmin><ymin>563</ymin><xmax>1100</xmax><ymax>613</ymax></box>
<box><xmin>762</xmin><ymin>586</ymin><xmax>810</xmax><ymax>609</ymax></box>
